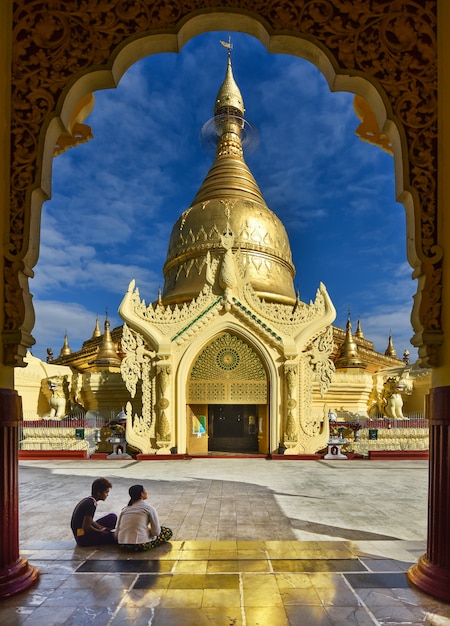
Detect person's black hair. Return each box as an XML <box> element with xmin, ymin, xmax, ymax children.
<box><xmin>91</xmin><ymin>477</ymin><xmax>112</xmax><ymax>497</ymax></box>
<box><xmin>128</xmin><ymin>484</ymin><xmax>144</xmax><ymax>506</ymax></box>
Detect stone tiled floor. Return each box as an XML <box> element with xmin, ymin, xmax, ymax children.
<box><xmin>1</xmin><ymin>458</ymin><xmax>450</xmax><ymax>624</ymax></box>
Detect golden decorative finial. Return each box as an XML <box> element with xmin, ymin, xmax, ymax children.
<box><xmin>355</xmin><ymin>319</ymin><xmax>364</xmax><ymax>339</ymax></box>
<box><xmin>59</xmin><ymin>332</ymin><xmax>72</xmax><ymax>356</ymax></box>
<box><xmin>220</xmin><ymin>35</ymin><xmax>233</xmax><ymax>58</ymax></box>
<box><xmin>214</xmin><ymin>37</ymin><xmax>244</xmax><ymax>116</ymax></box>
<box><xmin>91</xmin><ymin>315</ymin><xmax>102</xmax><ymax>339</ymax></box>
<box><xmin>385</xmin><ymin>332</ymin><xmax>397</xmax><ymax>357</ymax></box>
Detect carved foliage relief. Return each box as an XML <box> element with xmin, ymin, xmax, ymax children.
<box><xmin>9</xmin><ymin>1</ymin><xmax>438</xmax><ymax>364</ymax></box>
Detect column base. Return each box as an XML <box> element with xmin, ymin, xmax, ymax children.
<box><xmin>0</xmin><ymin>556</ymin><xmax>39</xmax><ymax>600</ymax></box>
<box><xmin>408</xmin><ymin>555</ymin><xmax>450</xmax><ymax>603</ymax></box>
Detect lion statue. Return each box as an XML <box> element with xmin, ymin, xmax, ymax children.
<box><xmin>381</xmin><ymin>376</ymin><xmax>406</xmax><ymax>419</ymax></box>
<box><xmin>42</xmin><ymin>375</ymin><xmax>70</xmax><ymax>420</ymax></box>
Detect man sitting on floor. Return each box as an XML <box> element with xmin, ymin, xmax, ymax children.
<box><xmin>70</xmin><ymin>477</ymin><xmax>117</xmax><ymax>547</ymax></box>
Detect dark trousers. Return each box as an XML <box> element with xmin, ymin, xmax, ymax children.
<box><xmin>75</xmin><ymin>513</ymin><xmax>117</xmax><ymax>547</ymax></box>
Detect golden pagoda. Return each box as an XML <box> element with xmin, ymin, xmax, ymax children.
<box><xmin>119</xmin><ymin>44</ymin><xmax>336</xmax><ymax>455</ymax></box>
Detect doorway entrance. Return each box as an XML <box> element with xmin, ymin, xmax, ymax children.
<box><xmin>208</xmin><ymin>404</ymin><xmax>258</xmax><ymax>452</ymax></box>
<box><xmin>186</xmin><ymin>333</ymin><xmax>269</xmax><ymax>455</ymax></box>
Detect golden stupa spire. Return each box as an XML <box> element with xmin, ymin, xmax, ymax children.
<box><xmin>90</xmin><ymin>313</ymin><xmax>121</xmax><ymax>367</ymax></box>
<box><xmin>214</xmin><ymin>37</ymin><xmax>245</xmax><ymax>117</ymax></box>
<box><xmin>162</xmin><ymin>39</ymin><xmax>296</xmax><ymax>305</ymax></box>
<box><xmin>191</xmin><ymin>51</ymin><xmax>262</xmax><ymax>207</ymax></box>
<box><xmin>59</xmin><ymin>332</ymin><xmax>72</xmax><ymax>356</ymax></box>
<box><xmin>335</xmin><ymin>312</ymin><xmax>366</xmax><ymax>369</ymax></box>
<box><xmin>384</xmin><ymin>332</ymin><xmax>397</xmax><ymax>357</ymax></box>
<box><xmin>90</xmin><ymin>316</ymin><xmax>102</xmax><ymax>339</ymax></box>
<box><xmin>355</xmin><ymin>319</ymin><xmax>364</xmax><ymax>339</ymax></box>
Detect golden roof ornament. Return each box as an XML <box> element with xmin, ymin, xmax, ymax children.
<box><xmin>355</xmin><ymin>319</ymin><xmax>365</xmax><ymax>339</ymax></box>
<box><xmin>335</xmin><ymin>314</ymin><xmax>367</xmax><ymax>369</ymax></box>
<box><xmin>162</xmin><ymin>39</ymin><xmax>296</xmax><ymax>305</ymax></box>
<box><xmin>90</xmin><ymin>316</ymin><xmax>102</xmax><ymax>339</ymax></box>
<box><xmin>90</xmin><ymin>315</ymin><xmax>121</xmax><ymax>367</ymax></box>
<box><xmin>214</xmin><ymin>37</ymin><xmax>245</xmax><ymax>116</ymax></box>
<box><xmin>384</xmin><ymin>333</ymin><xmax>397</xmax><ymax>357</ymax></box>
<box><xmin>59</xmin><ymin>333</ymin><xmax>72</xmax><ymax>356</ymax></box>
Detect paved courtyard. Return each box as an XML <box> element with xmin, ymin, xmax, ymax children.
<box><xmin>1</xmin><ymin>457</ymin><xmax>449</xmax><ymax>625</ymax></box>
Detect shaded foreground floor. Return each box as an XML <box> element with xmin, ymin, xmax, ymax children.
<box><xmin>1</xmin><ymin>458</ymin><xmax>449</xmax><ymax>625</ymax></box>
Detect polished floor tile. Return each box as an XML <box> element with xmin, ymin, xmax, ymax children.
<box><xmin>1</xmin><ymin>458</ymin><xmax>449</xmax><ymax>625</ymax></box>
<box><xmin>345</xmin><ymin>572</ymin><xmax>411</xmax><ymax>589</ymax></box>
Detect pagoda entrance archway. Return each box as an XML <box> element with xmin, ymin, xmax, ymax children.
<box><xmin>186</xmin><ymin>333</ymin><xmax>269</xmax><ymax>456</ymax></box>
<box><xmin>4</xmin><ymin>0</ymin><xmax>447</xmax><ymax>605</ymax></box>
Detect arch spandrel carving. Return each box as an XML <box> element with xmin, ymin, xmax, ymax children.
<box><xmin>7</xmin><ymin>1</ymin><xmax>438</xmax><ymax>366</ymax></box>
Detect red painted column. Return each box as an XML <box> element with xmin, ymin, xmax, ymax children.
<box><xmin>408</xmin><ymin>386</ymin><xmax>450</xmax><ymax>601</ymax></box>
<box><xmin>0</xmin><ymin>388</ymin><xmax>39</xmax><ymax>599</ymax></box>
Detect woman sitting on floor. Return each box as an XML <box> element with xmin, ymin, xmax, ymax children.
<box><xmin>115</xmin><ymin>484</ymin><xmax>172</xmax><ymax>552</ymax></box>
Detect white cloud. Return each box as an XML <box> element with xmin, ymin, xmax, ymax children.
<box><xmin>31</xmin><ymin>299</ymin><xmax>118</xmax><ymax>358</ymax></box>
<box><xmin>358</xmin><ymin>306</ymin><xmax>414</xmax><ymax>357</ymax></box>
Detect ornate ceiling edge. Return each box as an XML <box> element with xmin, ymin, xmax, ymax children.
<box><xmin>6</xmin><ymin>1</ymin><xmax>438</xmax><ymax>366</ymax></box>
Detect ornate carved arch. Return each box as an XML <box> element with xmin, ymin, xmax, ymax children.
<box><xmin>8</xmin><ymin>2</ymin><xmax>437</xmax><ymax>366</ymax></box>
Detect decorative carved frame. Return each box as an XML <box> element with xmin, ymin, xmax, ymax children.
<box><xmin>8</xmin><ymin>1</ymin><xmax>437</xmax><ymax>366</ymax></box>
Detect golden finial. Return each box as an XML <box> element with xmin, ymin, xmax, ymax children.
<box><xmin>355</xmin><ymin>319</ymin><xmax>364</xmax><ymax>339</ymax></box>
<box><xmin>220</xmin><ymin>35</ymin><xmax>233</xmax><ymax>58</ymax></box>
<box><xmin>214</xmin><ymin>36</ymin><xmax>244</xmax><ymax>116</ymax></box>
<box><xmin>385</xmin><ymin>332</ymin><xmax>397</xmax><ymax>357</ymax></box>
<box><xmin>91</xmin><ymin>315</ymin><xmax>102</xmax><ymax>339</ymax></box>
<box><xmin>59</xmin><ymin>332</ymin><xmax>72</xmax><ymax>356</ymax></box>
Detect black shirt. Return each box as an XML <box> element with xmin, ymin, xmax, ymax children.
<box><xmin>70</xmin><ymin>496</ymin><xmax>96</xmax><ymax>538</ymax></box>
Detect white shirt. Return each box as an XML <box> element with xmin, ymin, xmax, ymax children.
<box><xmin>115</xmin><ymin>500</ymin><xmax>161</xmax><ymax>544</ymax></box>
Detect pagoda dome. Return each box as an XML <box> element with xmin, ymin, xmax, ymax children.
<box><xmin>162</xmin><ymin>50</ymin><xmax>296</xmax><ymax>305</ymax></box>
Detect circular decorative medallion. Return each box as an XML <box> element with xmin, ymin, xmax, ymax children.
<box><xmin>216</xmin><ymin>347</ymin><xmax>240</xmax><ymax>370</ymax></box>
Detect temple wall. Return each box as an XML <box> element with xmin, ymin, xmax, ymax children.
<box><xmin>14</xmin><ymin>353</ymin><xmax>73</xmax><ymax>419</ymax></box>
<box><xmin>312</xmin><ymin>369</ymin><xmax>374</xmax><ymax>416</ymax></box>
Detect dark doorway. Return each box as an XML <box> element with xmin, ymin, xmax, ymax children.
<box><xmin>208</xmin><ymin>404</ymin><xmax>258</xmax><ymax>452</ymax></box>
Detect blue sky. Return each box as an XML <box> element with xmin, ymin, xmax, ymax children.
<box><xmin>31</xmin><ymin>31</ymin><xmax>416</xmax><ymax>362</ymax></box>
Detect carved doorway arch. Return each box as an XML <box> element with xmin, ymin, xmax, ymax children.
<box><xmin>9</xmin><ymin>3</ymin><xmax>437</xmax><ymax>368</ymax></box>
<box><xmin>186</xmin><ymin>332</ymin><xmax>269</xmax><ymax>454</ymax></box>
